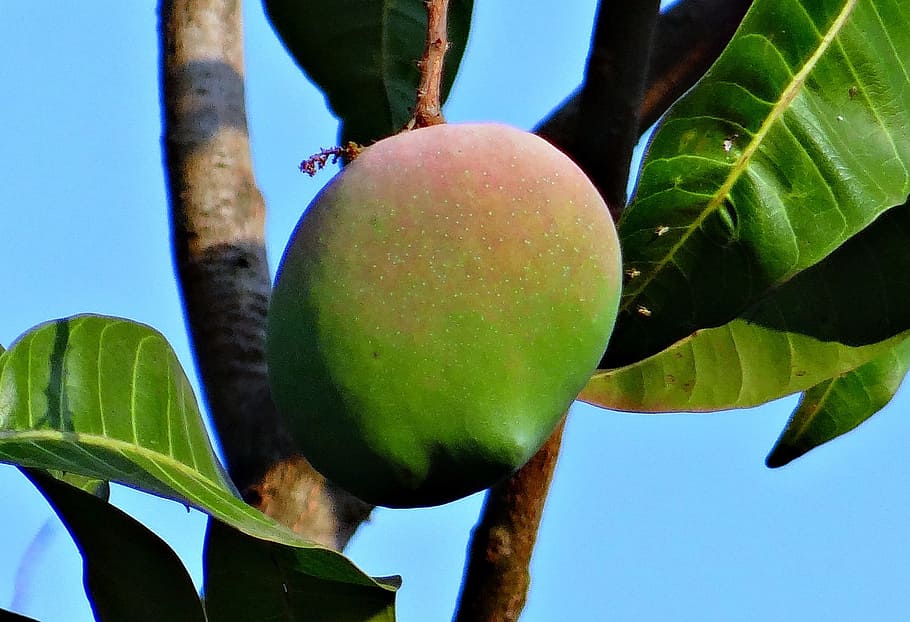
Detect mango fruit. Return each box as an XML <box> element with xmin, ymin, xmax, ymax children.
<box><xmin>267</xmin><ymin>123</ymin><xmax>621</xmax><ymax>507</ymax></box>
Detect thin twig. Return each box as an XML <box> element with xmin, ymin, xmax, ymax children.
<box><xmin>454</xmin><ymin>418</ymin><xmax>567</xmax><ymax>622</ymax></box>
<box><xmin>159</xmin><ymin>0</ymin><xmax>371</xmax><ymax>550</ymax></box>
<box><xmin>411</xmin><ymin>0</ymin><xmax>450</xmax><ymax>128</ymax></box>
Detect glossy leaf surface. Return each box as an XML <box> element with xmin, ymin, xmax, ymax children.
<box><xmin>0</xmin><ymin>316</ymin><xmax>229</xmax><ymax>503</ymax></box>
<box><xmin>583</xmin><ymin>204</ymin><xmax>910</xmax><ymax>412</ymax></box>
<box><xmin>609</xmin><ymin>0</ymin><xmax>910</xmax><ymax>366</ymax></box>
<box><xmin>264</xmin><ymin>0</ymin><xmax>473</xmax><ymax>144</ymax></box>
<box><xmin>0</xmin><ymin>315</ymin><xmax>395</xmax><ymax>593</ymax></box>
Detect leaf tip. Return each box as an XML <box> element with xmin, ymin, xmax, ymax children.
<box><xmin>764</xmin><ymin>450</ymin><xmax>790</xmax><ymax>469</ymax></box>
<box><xmin>764</xmin><ymin>442</ymin><xmax>807</xmax><ymax>469</ymax></box>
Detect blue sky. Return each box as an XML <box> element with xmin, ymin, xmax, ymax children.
<box><xmin>2</xmin><ymin>2</ymin><xmax>910</xmax><ymax>621</ymax></box>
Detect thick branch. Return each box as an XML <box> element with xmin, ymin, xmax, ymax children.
<box><xmin>638</xmin><ymin>0</ymin><xmax>753</xmax><ymax>130</ymax></box>
<box><xmin>537</xmin><ymin>0</ymin><xmax>753</xmax><ymax>192</ymax></box>
<box><xmin>159</xmin><ymin>0</ymin><xmax>370</xmax><ymax>549</ymax></box>
<box><xmin>412</xmin><ymin>0</ymin><xmax>450</xmax><ymax>128</ymax></box>
<box><xmin>574</xmin><ymin>0</ymin><xmax>661</xmax><ymax>215</ymax></box>
<box><xmin>454</xmin><ymin>418</ymin><xmax>567</xmax><ymax>622</ymax></box>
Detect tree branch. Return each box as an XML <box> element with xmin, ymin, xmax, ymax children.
<box><xmin>537</xmin><ymin>0</ymin><xmax>753</xmax><ymax>196</ymax></box>
<box><xmin>638</xmin><ymin>0</ymin><xmax>753</xmax><ymax>131</ymax></box>
<box><xmin>412</xmin><ymin>0</ymin><xmax>450</xmax><ymax>128</ymax></box>
<box><xmin>455</xmin><ymin>1</ymin><xmax>751</xmax><ymax>618</ymax></box>
<box><xmin>573</xmin><ymin>0</ymin><xmax>661</xmax><ymax>216</ymax></box>
<box><xmin>159</xmin><ymin>0</ymin><xmax>370</xmax><ymax>550</ymax></box>
<box><xmin>453</xmin><ymin>417</ymin><xmax>567</xmax><ymax>622</ymax></box>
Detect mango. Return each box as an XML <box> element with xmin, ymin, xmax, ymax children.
<box><xmin>267</xmin><ymin>123</ymin><xmax>621</xmax><ymax>507</ymax></box>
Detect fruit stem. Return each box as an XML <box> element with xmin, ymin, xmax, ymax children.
<box><xmin>411</xmin><ymin>0</ymin><xmax>449</xmax><ymax>128</ymax></box>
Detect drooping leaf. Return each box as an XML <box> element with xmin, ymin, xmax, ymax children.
<box><xmin>765</xmin><ymin>337</ymin><xmax>910</xmax><ymax>467</ymax></box>
<box><xmin>0</xmin><ymin>315</ymin><xmax>394</xmax><ymax>593</ymax></box>
<box><xmin>264</xmin><ymin>0</ymin><xmax>474</xmax><ymax>145</ymax></box>
<box><xmin>583</xmin><ymin>203</ymin><xmax>910</xmax><ymax>412</ymax></box>
<box><xmin>608</xmin><ymin>0</ymin><xmax>910</xmax><ymax>366</ymax></box>
<box><xmin>22</xmin><ymin>468</ymin><xmax>206</xmax><ymax>622</ymax></box>
<box><xmin>584</xmin><ymin>321</ymin><xmax>909</xmax><ymax>414</ymax></box>
<box><xmin>204</xmin><ymin>519</ymin><xmax>398</xmax><ymax>622</ymax></box>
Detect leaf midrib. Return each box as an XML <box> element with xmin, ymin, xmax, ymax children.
<box><xmin>0</xmin><ymin>428</ymin><xmax>230</xmax><ymax>496</ymax></box>
<box><xmin>0</xmin><ymin>429</ymin><xmax>325</xmax><ymax>548</ymax></box>
<box><xmin>620</xmin><ymin>0</ymin><xmax>859</xmax><ymax>314</ymax></box>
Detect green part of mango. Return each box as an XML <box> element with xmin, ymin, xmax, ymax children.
<box><xmin>267</xmin><ymin>123</ymin><xmax>621</xmax><ymax>508</ymax></box>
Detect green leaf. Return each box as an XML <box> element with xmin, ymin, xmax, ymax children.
<box><xmin>0</xmin><ymin>315</ymin><xmax>240</xmax><ymax>511</ymax></box>
<box><xmin>582</xmin><ymin>203</ymin><xmax>910</xmax><ymax>412</ymax></box>
<box><xmin>22</xmin><ymin>468</ymin><xmax>206</xmax><ymax>622</ymax></box>
<box><xmin>584</xmin><ymin>321</ymin><xmax>910</xmax><ymax>413</ymax></box>
<box><xmin>0</xmin><ymin>315</ymin><xmax>393</xmax><ymax>592</ymax></box>
<box><xmin>46</xmin><ymin>470</ymin><xmax>110</xmax><ymax>498</ymax></box>
<box><xmin>766</xmin><ymin>337</ymin><xmax>910</xmax><ymax>467</ymax></box>
<box><xmin>264</xmin><ymin>0</ymin><xmax>474</xmax><ymax>145</ymax></box>
<box><xmin>204</xmin><ymin>519</ymin><xmax>398</xmax><ymax>622</ymax></box>
<box><xmin>0</xmin><ymin>608</ymin><xmax>41</xmax><ymax>622</ymax></box>
<box><xmin>608</xmin><ymin>0</ymin><xmax>910</xmax><ymax>366</ymax></box>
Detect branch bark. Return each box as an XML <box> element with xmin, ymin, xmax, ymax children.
<box><xmin>159</xmin><ymin>0</ymin><xmax>370</xmax><ymax>550</ymax></box>
<box><xmin>453</xmin><ymin>418</ymin><xmax>567</xmax><ymax>622</ymax></box>
<box><xmin>637</xmin><ymin>0</ymin><xmax>753</xmax><ymax>131</ymax></box>
<box><xmin>537</xmin><ymin>0</ymin><xmax>753</xmax><ymax>196</ymax></box>
<box><xmin>412</xmin><ymin>0</ymin><xmax>450</xmax><ymax>128</ymax></box>
<box><xmin>573</xmin><ymin>0</ymin><xmax>661</xmax><ymax>216</ymax></box>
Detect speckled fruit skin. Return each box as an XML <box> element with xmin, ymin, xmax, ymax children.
<box><xmin>267</xmin><ymin>123</ymin><xmax>621</xmax><ymax>508</ymax></box>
